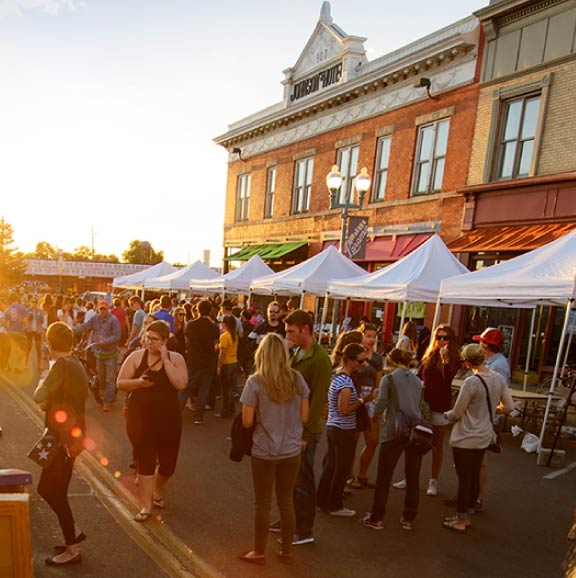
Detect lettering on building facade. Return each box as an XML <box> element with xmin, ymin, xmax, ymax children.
<box><xmin>290</xmin><ymin>62</ymin><xmax>343</xmax><ymax>102</ymax></box>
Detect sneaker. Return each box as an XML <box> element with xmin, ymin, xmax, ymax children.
<box><xmin>329</xmin><ymin>507</ymin><xmax>356</xmax><ymax>517</ymax></box>
<box><xmin>193</xmin><ymin>418</ymin><xmax>204</xmax><ymax>425</ymax></box>
<box><xmin>361</xmin><ymin>513</ymin><xmax>383</xmax><ymax>530</ymax></box>
<box><xmin>392</xmin><ymin>479</ymin><xmax>407</xmax><ymax>490</ymax></box>
<box><xmin>426</xmin><ymin>479</ymin><xmax>438</xmax><ymax>496</ymax></box>
<box><xmin>400</xmin><ymin>518</ymin><xmax>413</xmax><ymax>531</ymax></box>
<box><xmin>278</xmin><ymin>535</ymin><xmax>315</xmax><ymax>546</ymax></box>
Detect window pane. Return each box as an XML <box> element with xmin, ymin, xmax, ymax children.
<box><xmin>432</xmin><ymin>158</ymin><xmax>445</xmax><ymax>191</ymax></box>
<box><xmin>419</xmin><ymin>126</ymin><xmax>434</xmax><ymax>161</ymax></box>
<box><xmin>338</xmin><ymin>149</ymin><xmax>350</xmax><ymax>177</ymax></box>
<box><xmin>306</xmin><ymin>159</ymin><xmax>314</xmax><ymax>185</ymax></box>
<box><xmin>378</xmin><ymin>137</ymin><xmax>391</xmax><ymax>170</ymax></box>
<box><xmin>499</xmin><ymin>141</ymin><xmax>517</xmax><ymax>178</ymax></box>
<box><xmin>503</xmin><ymin>100</ymin><xmax>522</xmax><ymax>140</ymax></box>
<box><xmin>435</xmin><ymin>120</ymin><xmax>450</xmax><ymax>157</ymax></box>
<box><xmin>521</xmin><ymin>96</ymin><xmax>541</xmax><ymax>139</ymax></box>
<box><xmin>518</xmin><ymin>140</ymin><xmax>534</xmax><ymax>176</ymax></box>
<box><xmin>350</xmin><ymin>146</ymin><xmax>359</xmax><ymax>178</ymax></box>
<box><xmin>417</xmin><ymin>162</ymin><xmax>430</xmax><ymax>193</ymax></box>
<box><xmin>376</xmin><ymin>171</ymin><xmax>387</xmax><ymax>199</ymax></box>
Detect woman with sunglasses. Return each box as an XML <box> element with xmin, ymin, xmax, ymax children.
<box><xmin>317</xmin><ymin>343</ymin><xmax>374</xmax><ymax>517</ymax></box>
<box><xmin>168</xmin><ymin>306</ymin><xmax>187</xmax><ymax>357</ymax></box>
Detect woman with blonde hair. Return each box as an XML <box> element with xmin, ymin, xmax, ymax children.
<box><xmin>239</xmin><ymin>333</ymin><xmax>309</xmax><ymax>565</ymax></box>
<box><xmin>396</xmin><ymin>321</ymin><xmax>417</xmax><ymax>353</ymax></box>
<box><xmin>443</xmin><ymin>344</ymin><xmax>513</xmax><ymax>532</ymax></box>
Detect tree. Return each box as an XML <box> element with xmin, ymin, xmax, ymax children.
<box><xmin>31</xmin><ymin>241</ymin><xmax>59</xmax><ymax>260</ymax></box>
<box><xmin>122</xmin><ymin>240</ymin><xmax>164</xmax><ymax>265</ymax></box>
<box><xmin>0</xmin><ymin>217</ymin><xmax>27</xmax><ymax>288</ymax></box>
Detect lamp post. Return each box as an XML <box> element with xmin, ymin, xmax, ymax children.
<box><xmin>327</xmin><ymin>165</ymin><xmax>371</xmax><ymax>256</ymax></box>
<box><xmin>324</xmin><ymin>165</ymin><xmax>371</xmax><ymax>341</ymax></box>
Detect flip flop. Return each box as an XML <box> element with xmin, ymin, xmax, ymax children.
<box><xmin>442</xmin><ymin>518</ymin><xmax>467</xmax><ymax>532</ymax></box>
<box><xmin>444</xmin><ymin>515</ymin><xmax>471</xmax><ymax>527</ymax></box>
<box><xmin>153</xmin><ymin>497</ymin><xmax>165</xmax><ymax>509</ymax></box>
<box><xmin>238</xmin><ymin>551</ymin><xmax>265</xmax><ymax>565</ymax></box>
<box><xmin>45</xmin><ymin>554</ymin><xmax>82</xmax><ymax>566</ymax></box>
<box><xmin>134</xmin><ymin>511</ymin><xmax>151</xmax><ymax>523</ymax></box>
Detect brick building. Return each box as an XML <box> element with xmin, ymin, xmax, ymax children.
<box><xmin>215</xmin><ymin>3</ymin><xmax>481</xmax><ymax>337</ymax></box>
<box><xmin>447</xmin><ymin>0</ymin><xmax>576</xmax><ymax>375</ymax></box>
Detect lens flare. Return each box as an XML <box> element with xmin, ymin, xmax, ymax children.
<box><xmin>114</xmin><ymin>471</ymin><xmax>121</xmax><ymax>479</ymax></box>
<box><xmin>100</xmin><ymin>456</ymin><xmax>109</xmax><ymax>467</ymax></box>
<box><xmin>83</xmin><ymin>438</ymin><xmax>97</xmax><ymax>451</ymax></box>
<box><xmin>54</xmin><ymin>410</ymin><xmax>68</xmax><ymax>423</ymax></box>
<box><xmin>71</xmin><ymin>427</ymin><xmax>82</xmax><ymax>438</ymax></box>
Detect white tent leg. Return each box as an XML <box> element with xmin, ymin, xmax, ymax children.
<box><xmin>247</xmin><ymin>290</ymin><xmax>252</xmax><ymax>309</ymax></box>
<box><xmin>538</xmin><ymin>299</ymin><xmax>573</xmax><ymax>450</ymax></box>
<box><xmin>299</xmin><ymin>292</ymin><xmax>306</xmax><ymax>309</ymax></box>
<box><xmin>432</xmin><ymin>296</ymin><xmax>441</xmax><ymax>329</ymax></box>
<box><xmin>523</xmin><ymin>308</ymin><xmax>537</xmax><ymax>391</ymax></box>
<box><xmin>560</xmin><ymin>309</ymin><xmax>575</xmax><ymax>378</ymax></box>
<box><xmin>319</xmin><ymin>292</ymin><xmax>330</xmax><ymax>344</ymax></box>
<box><xmin>399</xmin><ymin>302</ymin><xmax>407</xmax><ymax>334</ymax></box>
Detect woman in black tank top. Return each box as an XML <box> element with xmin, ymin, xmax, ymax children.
<box><xmin>117</xmin><ymin>320</ymin><xmax>188</xmax><ymax>522</ymax></box>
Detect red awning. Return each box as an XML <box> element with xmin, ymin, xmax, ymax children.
<box><xmin>322</xmin><ymin>234</ymin><xmax>431</xmax><ymax>262</ymax></box>
<box><xmin>447</xmin><ymin>223</ymin><xmax>576</xmax><ymax>253</ymax></box>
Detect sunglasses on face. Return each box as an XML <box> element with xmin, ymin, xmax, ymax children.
<box><xmin>437</xmin><ymin>335</ymin><xmax>450</xmax><ymax>341</ymax></box>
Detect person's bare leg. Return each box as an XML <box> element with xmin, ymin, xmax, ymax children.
<box><xmin>357</xmin><ymin>422</ymin><xmax>379</xmax><ymax>480</ymax></box>
<box><xmin>138</xmin><ymin>474</ymin><xmax>154</xmax><ymax>513</ymax></box>
<box><xmin>431</xmin><ymin>425</ymin><xmax>448</xmax><ymax>480</ymax></box>
<box><xmin>154</xmin><ymin>473</ymin><xmax>170</xmax><ymax>501</ymax></box>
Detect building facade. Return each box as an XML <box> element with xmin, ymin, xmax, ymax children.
<box><xmin>449</xmin><ymin>0</ymin><xmax>576</xmax><ymax>375</ymax></box>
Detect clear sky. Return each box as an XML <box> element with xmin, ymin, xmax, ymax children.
<box><xmin>0</xmin><ymin>0</ymin><xmax>484</xmax><ymax>266</ymax></box>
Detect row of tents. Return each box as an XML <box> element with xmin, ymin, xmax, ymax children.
<box><xmin>114</xmin><ymin>230</ymin><xmax>576</xmax><ymax>448</ymax></box>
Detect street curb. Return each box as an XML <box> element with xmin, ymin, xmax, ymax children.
<box><xmin>3</xmin><ymin>383</ymin><xmax>225</xmax><ymax>578</ymax></box>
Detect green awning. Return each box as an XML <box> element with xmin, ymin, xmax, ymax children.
<box><xmin>225</xmin><ymin>242</ymin><xmax>307</xmax><ymax>261</ymax></box>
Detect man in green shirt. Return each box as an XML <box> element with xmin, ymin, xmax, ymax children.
<box><xmin>281</xmin><ymin>309</ymin><xmax>331</xmax><ymax>545</ymax></box>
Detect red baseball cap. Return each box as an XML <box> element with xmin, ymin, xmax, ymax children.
<box><xmin>473</xmin><ymin>328</ymin><xmax>504</xmax><ymax>347</ymax></box>
<box><xmin>97</xmin><ymin>300</ymin><xmax>109</xmax><ymax>309</ymax></box>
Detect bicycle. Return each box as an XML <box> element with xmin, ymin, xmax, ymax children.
<box><xmin>72</xmin><ymin>344</ymin><xmax>103</xmax><ymax>406</ymax></box>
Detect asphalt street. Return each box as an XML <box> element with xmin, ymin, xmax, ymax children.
<box><xmin>1</xmin><ymin>367</ymin><xmax>575</xmax><ymax>578</ymax></box>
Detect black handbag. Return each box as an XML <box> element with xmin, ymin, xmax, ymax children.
<box><xmin>229</xmin><ymin>413</ymin><xmax>255</xmax><ymax>462</ymax></box>
<box><xmin>477</xmin><ymin>375</ymin><xmax>503</xmax><ymax>453</ymax></box>
<box><xmin>27</xmin><ymin>428</ymin><xmax>61</xmax><ymax>468</ymax></box>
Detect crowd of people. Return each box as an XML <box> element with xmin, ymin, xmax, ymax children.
<box><xmin>0</xmin><ymin>287</ymin><xmax>515</xmax><ymax>566</ymax></box>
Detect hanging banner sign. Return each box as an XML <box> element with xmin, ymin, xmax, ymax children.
<box><xmin>345</xmin><ymin>216</ymin><xmax>368</xmax><ymax>260</ymax></box>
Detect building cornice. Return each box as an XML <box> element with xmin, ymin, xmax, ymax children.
<box><xmin>214</xmin><ymin>17</ymin><xmax>479</xmax><ymax>153</ymax></box>
<box><xmin>459</xmin><ymin>172</ymin><xmax>576</xmax><ymax>196</ymax></box>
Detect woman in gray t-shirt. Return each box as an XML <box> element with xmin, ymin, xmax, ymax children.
<box><xmin>239</xmin><ymin>333</ymin><xmax>309</xmax><ymax>565</ymax></box>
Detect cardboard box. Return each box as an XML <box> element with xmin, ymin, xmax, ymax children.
<box><xmin>537</xmin><ymin>448</ymin><xmax>566</xmax><ymax>467</ymax></box>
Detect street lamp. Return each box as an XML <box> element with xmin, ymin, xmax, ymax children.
<box><xmin>327</xmin><ymin>165</ymin><xmax>371</xmax><ymax>256</ymax></box>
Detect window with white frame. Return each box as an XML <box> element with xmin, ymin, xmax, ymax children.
<box><xmin>292</xmin><ymin>157</ymin><xmax>313</xmax><ymax>214</ymax></box>
<box><xmin>412</xmin><ymin>119</ymin><xmax>450</xmax><ymax>195</ymax></box>
<box><xmin>264</xmin><ymin>166</ymin><xmax>276</xmax><ymax>219</ymax></box>
<box><xmin>495</xmin><ymin>94</ymin><xmax>541</xmax><ymax>180</ymax></box>
<box><xmin>235</xmin><ymin>173</ymin><xmax>251</xmax><ymax>222</ymax></box>
<box><xmin>372</xmin><ymin>136</ymin><xmax>391</xmax><ymax>202</ymax></box>
<box><xmin>336</xmin><ymin>144</ymin><xmax>359</xmax><ymax>204</ymax></box>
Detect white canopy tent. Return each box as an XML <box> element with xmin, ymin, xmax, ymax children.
<box><xmin>145</xmin><ymin>260</ymin><xmax>219</xmax><ymax>291</ymax></box>
<box><xmin>112</xmin><ymin>261</ymin><xmax>177</xmax><ymax>290</ymax></box>
<box><xmin>189</xmin><ymin>255</ymin><xmax>274</xmax><ymax>297</ymax></box>
<box><xmin>327</xmin><ymin>234</ymin><xmax>469</xmax><ymax>302</ymax></box>
<box><xmin>250</xmin><ymin>245</ymin><xmax>366</xmax><ymax>308</ymax></box>
<box><xmin>437</xmin><ymin>228</ymin><xmax>576</xmax><ymax>449</ymax></box>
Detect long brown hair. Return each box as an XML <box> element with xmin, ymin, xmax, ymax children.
<box><xmin>222</xmin><ymin>315</ymin><xmax>238</xmax><ymax>343</ymax></box>
<box><xmin>421</xmin><ymin>324</ymin><xmax>459</xmax><ymax>368</ymax></box>
<box><xmin>253</xmin><ymin>333</ymin><xmax>301</xmax><ymax>403</ymax></box>
<box><xmin>331</xmin><ymin>330</ymin><xmax>363</xmax><ymax>368</ymax></box>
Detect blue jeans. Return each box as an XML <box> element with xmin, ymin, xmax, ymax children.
<box><xmin>294</xmin><ymin>432</ymin><xmax>321</xmax><ymax>539</ymax></box>
<box><xmin>96</xmin><ymin>355</ymin><xmax>118</xmax><ymax>404</ymax></box>
<box><xmin>179</xmin><ymin>365</ymin><xmax>216</xmax><ymax>419</ymax></box>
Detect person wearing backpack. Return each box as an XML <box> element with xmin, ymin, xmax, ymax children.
<box><xmin>361</xmin><ymin>348</ymin><xmax>424</xmax><ymax>532</ymax></box>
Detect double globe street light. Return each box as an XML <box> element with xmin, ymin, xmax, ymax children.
<box><xmin>326</xmin><ymin>165</ymin><xmax>371</xmax><ymax>256</ymax></box>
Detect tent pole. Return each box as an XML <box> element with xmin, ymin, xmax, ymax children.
<box><xmin>523</xmin><ymin>308</ymin><xmax>537</xmax><ymax>391</ymax></box>
<box><xmin>344</xmin><ymin>298</ymin><xmax>350</xmax><ymax>322</ymax></box>
<box><xmin>247</xmin><ymin>290</ymin><xmax>252</xmax><ymax>309</ymax></box>
<box><xmin>319</xmin><ymin>292</ymin><xmax>330</xmax><ymax>345</ymax></box>
<box><xmin>299</xmin><ymin>291</ymin><xmax>305</xmax><ymax>310</ymax></box>
<box><xmin>560</xmin><ymin>308</ymin><xmax>575</xmax><ymax>378</ymax></box>
<box><xmin>399</xmin><ymin>301</ymin><xmax>407</xmax><ymax>335</ymax></box>
<box><xmin>432</xmin><ymin>296</ymin><xmax>441</xmax><ymax>329</ymax></box>
<box><xmin>538</xmin><ymin>298</ymin><xmax>573</xmax><ymax>451</ymax></box>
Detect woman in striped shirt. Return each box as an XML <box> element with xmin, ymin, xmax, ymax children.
<box><xmin>316</xmin><ymin>343</ymin><xmax>374</xmax><ymax>517</ymax></box>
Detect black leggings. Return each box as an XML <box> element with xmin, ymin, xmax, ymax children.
<box><xmin>126</xmin><ymin>409</ymin><xmax>181</xmax><ymax>477</ymax></box>
<box><xmin>452</xmin><ymin>446</ymin><xmax>486</xmax><ymax>515</ymax></box>
<box><xmin>37</xmin><ymin>448</ymin><xmax>77</xmax><ymax>545</ymax></box>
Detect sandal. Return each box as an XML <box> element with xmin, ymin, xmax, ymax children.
<box><xmin>134</xmin><ymin>511</ymin><xmax>151</xmax><ymax>523</ymax></box>
<box><xmin>53</xmin><ymin>532</ymin><xmax>87</xmax><ymax>553</ymax></box>
<box><xmin>442</xmin><ymin>517</ymin><xmax>467</xmax><ymax>532</ymax></box>
<box><xmin>153</xmin><ymin>497</ymin><xmax>165</xmax><ymax>509</ymax></box>
<box><xmin>238</xmin><ymin>551</ymin><xmax>265</xmax><ymax>565</ymax></box>
<box><xmin>444</xmin><ymin>515</ymin><xmax>471</xmax><ymax>527</ymax></box>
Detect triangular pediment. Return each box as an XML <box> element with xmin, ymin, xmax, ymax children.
<box><xmin>292</xmin><ymin>19</ymin><xmax>346</xmax><ymax>79</ymax></box>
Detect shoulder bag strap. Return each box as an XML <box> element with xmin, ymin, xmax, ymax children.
<box><xmin>476</xmin><ymin>374</ymin><xmax>495</xmax><ymax>425</ymax></box>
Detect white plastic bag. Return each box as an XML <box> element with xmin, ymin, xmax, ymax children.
<box><xmin>521</xmin><ymin>432</ymin><xmax>539</xmax><ymax>454</ymax></box>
